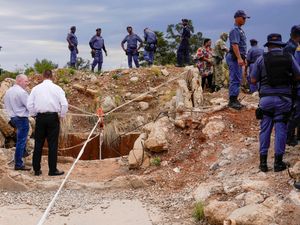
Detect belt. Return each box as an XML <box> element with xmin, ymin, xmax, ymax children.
<box><xmin>37</xmin><ymin>112</ymin><xmax>58</xmax><ymax>115</ymax></box>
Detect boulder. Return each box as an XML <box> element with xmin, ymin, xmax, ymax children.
<box><xmin>73</xmin><ymin>84</ymin><xmax>85</xmax><ymax>92</ymax></box>
<box><xmin>144</xmin><ymin>117</ymin><xmax>169</xmax><ymax>152</ymax></box>
<box><xmin>204</xmin><ymin>200</ymin><xmax>238</xmax><ymax>225</ymax></box>
<box><xmin>86</xmin><ymin>88</ymin><xmax>99</xmax><ymax>97</ymax></box>
<box><xmin>138</xmin><ymin>102</ymin><xmax>149</xmax><ymax>111</ymax></box>
<box><xmin>176</xmin><ymin>79</ymin><xmax>193</xmax><ymax>110</ymax></box>
<box><xmin>202</xmin><ymin>120</ymin><xmax>225</xmax><ymax>139</ymax></box>
<box><xmin>128</xmin><ymin>134</ymin><xmax>149</xmax><ymax>169</ymax></box>
<box><xmin>102</xmin><ymin>96</ymin><xmax>116</xmax><ymax>113</ymax></box>
<box><xmin>130</xmin><ymin>77</ymin><xmax>139</xmax><ymax>82</ymax></box>
<box><xmin>0</xmin><ymin>78</ymin><xmax>15</xmax><ymax>100</ymax></box>
<box><xmin>0</xmin><ymin>131</ymin><xmax>5</xmax><ymax>147</ymax></box>
<box><xmin>288</xmin><ymin>190</ymin><xmax>300</xmax><ymax>206</ymax></box>
<box><xmin>229</xmin><ymin>204</ymin><xmax>275</xmax><ymax>225</ymax></box>
<box><xmin>191</xmin><ymin>71</ymin><xmax>203</xmax><ymax>107</ymax></box>
<box><xmin>193</xmin><ymin>181</ymin><xmax>223</xmax><ymax>202</ymax></box>
<box><xmin>0</xmin><ymin>109</ymin><xmax>14</xmax><ymax>137</ymax></box>
<box><xmin>161</xmin><ymin>69</ymin><xmax>170</xmax><ymax>76</ymax></box>
<box><xmin>0</xmin><ymin>175</ymin><xmax>29</xmax><ymax>191</ymax></box>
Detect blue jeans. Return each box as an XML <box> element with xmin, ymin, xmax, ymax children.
<box><xmin>11</xmin><ymin>117</ymin><xmax>29</xmax><ymax>168</ymax></box>
<box><xmin>144</xmin><ymin>50</ymin><xmax>154</xmax><ymax>65</ymax></box>
<box><xmin>226</xmin><ymin>53</ymin><xmax>242</xmax><ymax>97</ymax></box>
<box><xmin>70</xmin><ymin>49</ymin><xmax>77</xmax><ymax>66</ymax></box>
<box><xmin>259</xmin><ymin>96</ymin><xmax>291</xmax><ymax>155</ymax></box>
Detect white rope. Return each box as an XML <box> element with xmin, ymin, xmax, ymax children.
<box><xmin>68</xmin><ymin>104</ymin><xmax>96</xmax><ymax>116</ymax></box>
<box><xmin>36</xmin><ymin>117</ymin><xmax>101</xmax><ymax>225</ymax></box>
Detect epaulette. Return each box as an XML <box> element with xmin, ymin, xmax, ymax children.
<box><xmin>296</xmin><ymin>45</ymin><xmax>300</xmax><ymax>51</ymax></box>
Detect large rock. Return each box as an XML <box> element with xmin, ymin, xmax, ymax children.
<box><xmin>128</xmin><ymin>133</ymin><xmax>150</xmax><ymax>169</ymax></box>
<box><xmin>229</xmin><ymin>204</ymin><xmax>275</xmax><ymax>225</ymax></box>
<box><xmin>290</xmin><ymin>161</ymin><xmax>300</xmax><ymax>182</ymax></box>
<box><xmin>102</xmin><ymin>96</ymin><xmax>116</xmax><ymax>113</ymax></box>
<box><xmin>191</xmin><ymin>71</ymin><xmax>203</xmax><ymax>107</ymax></box>
<box><xmin>193</xmin><ymin>181</ymin><xmax>223</xmax><ymax>202</ymax></box>
<box><xmin>0</xmin><ymin>175</ymin><xmax>29</xmax><ymax>191</ymax></box>
<box><xmin>288</xmin><ymin>190</ymin><xmax>300</xmax><ymax>206</ymax></box>
<box><xmin>144</xmin><ymin>117</ymin><xmax>169</xmax><ymax>152</ymax></box>
<box><xmin>202</xmin><ymin>120</ymin><xmax>225</xmax><ymax>139</ymax></box>
<box><xmin>176</xmin><ymin>79</ymin><xmax>193</xmax><ymax>111</ymax></box>
<box><xmin>0</xmin><ymin>109</ymin><xmax>14</xmax><ymax>137</ymax></box>
<box><xmin>0</xmin><ymin>78</ymin><xmax>15</xmax><ymax>100</ymax></box>
<box><xmin>204</xmin><ymin>200</ymin><xmax>238</xmax><ymax>225</ymax></box>
<box><xmin>138</xmin><ymin>102</ymin><xmax>149</xmax><ymax>111</ymax></box>
<box><xmin>0</xmin><ymin>131</ymin><xmax>5</xmax><ymax>147</ymax></box>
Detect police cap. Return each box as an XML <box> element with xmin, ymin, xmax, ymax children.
<box><xmin>234</xmin><ymin>10</ymin><xmax>250</xmax><ymax>19</ymax></box>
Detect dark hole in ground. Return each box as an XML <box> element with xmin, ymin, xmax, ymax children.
<box><xmin>56</xmin><ymin>132</ymin><xmax>140</xmax><ymax>160</ymax></box>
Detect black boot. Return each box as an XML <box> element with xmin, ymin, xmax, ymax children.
<box><xmin>228</xmin><ymin>96</ymin><xmax>242</xmax><ymax>110</ymax></box>
<box><xmin>259</xmin><ymin>154</ymin><xmax>268</xmax><ymax>172</ymax></box>
<box><xmin>274</xmin><ymin>154</ymin><xmax>288</xmax><ymax>172</ymax></box>
<box><xmin>294</xmin><ymin>181</ymin><xmax>300</xmax><ymax>190</ymax></box>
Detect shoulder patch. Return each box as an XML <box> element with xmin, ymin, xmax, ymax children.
<box><xmin>296</xmin><ymin>46</ymin><xmax>300</xmax><ymax>51</ymax></box>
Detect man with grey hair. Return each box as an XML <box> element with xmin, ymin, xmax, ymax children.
<box><xmin>4</xmin><ymin>74</ymin><xmax>31</xmax><ymax>171</ymax></box>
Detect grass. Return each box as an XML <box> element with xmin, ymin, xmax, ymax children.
<box><xmin>150</xmin><ymin>157</ymin><xmax>161</xmax><ymax>166</ymax></box>
<box><xmin>192</xmin><ymin>202</ymin><xmax>205</xmax><ymax>222</ymax></box>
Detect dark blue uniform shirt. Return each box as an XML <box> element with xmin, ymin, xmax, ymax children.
<box><xmin>247</xmin><ymin>46</ymin><xmax>264</xmax><ymax>64</ymax></box>
<box><xmin>121</xmin><ymin>34</ymin><xmax>143</xmax><ymax>49</ymax></box>
<box><xmin>229</xmin><ymin>24</ymin><xmax>247</xmax><ymax>56</ymax></box>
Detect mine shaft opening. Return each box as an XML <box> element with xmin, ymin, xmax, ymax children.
<box><xmin>56</xmin><ymin>132</ymin><xmax>140</xmax><ymax>160</ymax></box>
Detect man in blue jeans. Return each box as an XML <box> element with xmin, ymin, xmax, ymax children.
<box><xmin>121</xmin><ymin>26</ymin><xmax>143</xmax><ymax>68</ymax></box>
<box><xmin>4</xmin><ymin>74</ymin><xmax>30</xmax><ymax>171</ymax></box>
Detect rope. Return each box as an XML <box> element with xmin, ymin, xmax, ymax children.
<box><xmin>36</xmin><ymin>117</ymin><xmax>101</xmax><ymax>225</ymax></box>
<box><xmin>68</xmin><ymin>104</ymin><xmax>96</xmax><ymax>116</ymax></box>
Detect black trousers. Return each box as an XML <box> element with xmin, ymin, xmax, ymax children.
<box><xmin>32</xmin><ymin>113</ymin><xmax>60</xmax><ymax>173</ymax></box>
<box><xmin>202</xmin><ymin>74</ymin><xmax>213</xmax><ymax>90</ymax></box>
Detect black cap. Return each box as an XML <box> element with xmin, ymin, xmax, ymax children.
<box><xmin>291</xmin><ymin>25</ymin><xmax>300</xmax><ymax>36</ymax></box>
<box><xmin>234</xmin><ymin>10</ymin><xmax>250</xmax><ymax>19</ymax></box>
<box><xmin>182</xmin><ymin>19</ymin><xmax>189</xmax><ymax>23</ymax></box>
<box><xmin>264</xmin><ymin>33</ymin><xmax>286</xmax><ymax>47</ymax></box>
<box><xmin>250</xmin><ymin>39</ymin><xmax>258</xmax><ymax>44</ymax></box>
<box><xmin>96</xmin><ymin>28</ymin><xmax>101</xmax><ymax>31</ymax></box>
<box><xmin>70</xmin><ymin>26</ymin><xmax>76</xmax><ymax>30</ymax></box>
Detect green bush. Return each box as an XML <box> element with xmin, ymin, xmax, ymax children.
<box><xmin>34</xmin><ymin>59</ymin><xmax>58</xmax><ymax>74</ymax></box>
<box><xmin>192</xmin><ymin>202</ymin><xmax>205</xmax><ymax>221</ymax></box>
<box><xmin>0</xmin><ymin>71</ymin><xmax>18</xmax><ymax>82</ymax></box>
<box><xmin>150</xmin><ymin>157</ymin><xmax>161</xmax><ymax>166</ymax></box>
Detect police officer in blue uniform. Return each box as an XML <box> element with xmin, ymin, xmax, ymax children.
<box><xmin>246</xmin><ymin>39</ymin><xmax>264</xmax><ymax>93</ymax></box>
<box><xmin>251</xmin><ymin>33</ymin><xmax>300</xmax><ymax>172</ymax></box>
<box><xmin>121</xmin><ymin>26</ymin><xmax>143</xmax><ymax>68</ymax></box>
<box><xmin>143</xmin><ymin>28</ymin><xmax>157</xmax><ymax>66</ymax></box>
<box><xmin>176</xmin><ymin>19</ymin><xmax>191</xmax><ymax>67</ymax></box>
<box><xmin>89</xmin><ymin>28</ymin><xmax>107</xmax><ymax>72</ymax></box>
<box><xmin>226</xmin><ymin>10</ymin><xmax>249</xmax><ymax>110</ymax></box>
<box><xmin>285</xmin><ymin>25</ymin><xmax>300</xmax><ymax>145</ymax></box>
<box><xmin>66</xmin><ymin>26</ymin><xmax>78</xmax><ymax>68</ymax></box>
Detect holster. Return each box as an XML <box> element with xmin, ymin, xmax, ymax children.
<box><xmin>255</xmin><ymin>107</ymin><xmax>264</xmax><ymax>120</ymax></box>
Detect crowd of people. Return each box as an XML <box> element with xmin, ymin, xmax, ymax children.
<box><xmin>2</xmin><ymin>10</ymin><xmax>300</xmax><ymax>191</ymax></box>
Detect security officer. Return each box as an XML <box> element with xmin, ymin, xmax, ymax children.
<box><xmin>66</xmin><ymin>26</ymin><xmax>78</xmax><ymax>68</ymax></box>
<box><xmin>226</xmin><ymin>10</ymin><xmax>249</xmax><ymax>110</ymax></box>
<box><xmin>250</xmin><ymin>33</ymin><xmax>300</xmax><ymax>172</ymax></box>
<box><xmin>143</xmin><ymin>28</ymin><xmax>157</xmax><ymax>66</ymax></box>
<box><xmin>246</xmin><ymin>39</ymin><xmax>264</xmax><ymax>93</ymax></box>
<box><xmin>213</xmin><ymin>32</ymin><xmax>229</xmax><ymax>91</ymax></box>
<box><xmin>121</xmin><ymin>26</ymin><xmax>143</xmax><ymax>68</ymax></box>
<box><xmin>89</xmin><ymin>28</ymin><xmax>107</xmax><ymax>72</ymax></box>
<box><xmin>176</xmin><ymin>19</ymin><xmax>191</xmax><ymax>67</ymax></box>
<box><xmin>285</xmin><ymin>25</ymin><xmax>300</xmax><ymax>146</ymax></box>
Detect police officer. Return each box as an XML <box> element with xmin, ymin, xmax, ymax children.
<box><xmin>213</xmin><ymin>32</ymin><xmax>229</xmax><ymax>91</ymax></box>
<box><xmin>89</xmin><ymin>28</ymin><xmax>107</xmax><ymax>72</ymax></box>
<box><xmin>246</xmin><ymin>39</ymin><xmax>264</xmax><ymax>93</ymax></box>
<box><xmin>226</xmin><ymin>10</ymin><xmax>249</xmax><ymax>110</ymax></box>
<box><xmin>176</xmin><ymin>19</ymin><xmax>191</xmax><ymax>67</ymax></box>
<box><xmin>66</xmin><ymin>26</ymin><xmax>78</xmax><ymax>68</ymax></box>
<box><xmin>121</xmin><ymin>26</ymin><xmax>143</xmax><ymax>68</ymax></box>
<box><xmin>285</xmin><ymin>25</ymin><xmax>300</xmax><ymax>146</ymax></box>
<box><xmin>143</xmin><ymin>28</ymin><xmax>157</xmax><ymax>66</ymax></box>
<box><xmin>250</xmin><ymin>33</ymin><xmax>300</xmax><ymax>172</ymax></box>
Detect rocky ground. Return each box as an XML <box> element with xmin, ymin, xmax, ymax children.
<box><xmin>0</xmin><ymin>66</ymin><xmax>300</xmax><ymax>225</ymax></box>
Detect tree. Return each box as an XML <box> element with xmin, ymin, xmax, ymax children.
<box><xmin>34</xmin><ymin>59</ymin><xmax>58</xmax><ymax>74</ymax></box>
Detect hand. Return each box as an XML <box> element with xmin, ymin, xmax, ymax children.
<box><xmin>105</xmin><ymin>51</ymin><xmax>108</xmax><ymax>56</ymax></box>
<box><xmin>238</xmin><ymin>58</ymin><xmax>245</xmax><ymax>66</ymax></box>
<box><xmin>76</xmin><ymin>48</ymin><xmax>79</xmax><ymax>54</ymax></box>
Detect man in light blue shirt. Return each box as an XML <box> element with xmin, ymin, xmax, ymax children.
<box><xmin>89</xmin><ymin>28</ymin><xmax>107</xmax><ymax>72</ymax></box>
<box><xmin>4</xmin><ymin>74</ymin><xmax>31</xmax><ymax>171</ymax></box>
<box><xmin>66</xmin><ymin>26</ymin><xmax>78</xmax><ymax>68</ymax></box>
<box><xmin>121</xmin><ymin>26</ymin><xmax>143</xmax><ymax>68</ymax></box>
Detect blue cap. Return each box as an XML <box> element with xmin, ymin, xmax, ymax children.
<box><xmin>182</xmin><ymin>19</ymin><xmax>189</xmax><ymax>23</ymax></box>
<box><xmin>291</xmin><ymin>25</ymin><xmax>300</xmax><ymax>36</ymax></box>
<box><xmin>250</xmin><ymin>39</ymin><xmax>258</xmax><ymax>43</ymax></box>
<box><xmin>264</xmin><ymin>33</ymin><xmax>286</xmax><ymax>47</ymax></box>
<box><xmin>234</xmin><ymin>10</ymin><xmax>250</xmax><ymax>19</ymax></box>
<box><xmin>70</xmin><ymin>26</ymin><xmax>76</xmax><ymax>30</ymax></box>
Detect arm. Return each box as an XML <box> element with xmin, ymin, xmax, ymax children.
<box><xmin>27</xmin><ymin>90</ymin><xmax>36</xmax><ymax>116</ymax></box>
<box><xmin>121</xmin><ymin>36</ymin><xmax>127</xmax><ymax>52</ymax></box>
<box><xmin>103</xmin><ymin>42</ymin><xmax>107</xmax><ymax>56</ymax></box>
<box><xmin>250</xmin><ymin>56</ymin><xmax>263</xmax><ymax>84</ymax></box>
<box><xmin>137</xmin><ymin>35</ymin><xmax>143</xmax><ymax>51</ymax></box>
<box><xmin>66</xmin><ymin>34</ymin><xmax>73</xmax><ymax>46</ymax></box>
<box><xmin>89</xmin><ymin>36</ymin><xmax>95</xmax><ymax>49</ymax></box>
<box><xmin>232</xmin><ymin>44</ymin><xmax>245</xmax><ymax>66</ymax></box>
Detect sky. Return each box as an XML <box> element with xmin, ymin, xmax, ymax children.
<box><xmin>0</xmin><ymin>0</ymin><xmax>298</xmax><ymax>71</ymax></box>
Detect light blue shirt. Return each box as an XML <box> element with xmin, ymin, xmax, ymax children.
<box><xmin>229</xmin><ymin>24</ymin><xmax>247</xmax><ymax>56</ymax></box>
<box><xmin>121</xmin><ymin>33</ymin><xmax>143</xmax><ymax>49</ymax></box>
<box><xmin>4</xmin><ymin>84</ymin><xmax>29</xmax><ymax>118</ymax></box>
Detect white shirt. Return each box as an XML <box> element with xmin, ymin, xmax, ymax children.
<box><xmin>27</xmin><ymin>79</ymin><xmax>68</xmax><ymax>117</ymax></box>
<box><xmin>4</xmin><ymin>84</ymin><xmax>29</xmax><ymax>118</ymax></box>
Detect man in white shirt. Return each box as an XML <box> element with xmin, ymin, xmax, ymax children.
<box><xmin>4</xmin><ymin>74</ymin><xmax>31</xmax><ymax>171</ymax></box>
<box><xmin>27</xmin><ymin>70</ymin><xmax>68</xmax><ymax>176</ymax></box>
